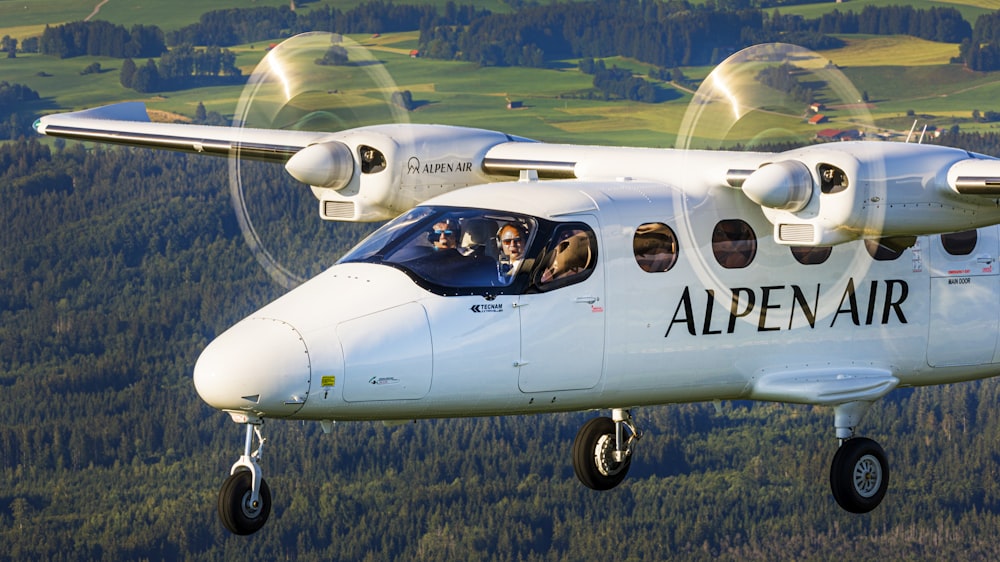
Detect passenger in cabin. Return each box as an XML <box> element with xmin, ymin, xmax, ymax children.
<box><xmin>540</xmin><ymin>229</ymin><xmax>590</xmax><ymax>283</ymax></box>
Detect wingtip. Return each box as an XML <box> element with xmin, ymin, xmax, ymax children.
<box><xmin>70</xmin><ymin>102</ymin><xmax>152</xmax><ymax>122</ymax></box>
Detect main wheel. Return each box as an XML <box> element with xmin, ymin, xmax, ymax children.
<box><xmin>830</xmin><ymin>437</ymin><xmax>889</xmax><ymax>514</ymax></box>
<box><xmin>218</xmin><ymin>470</ymin><xmax>272</xmax><ymax>535</ymax></box>
<box><xmin>572</xmin><ymin>417</ymin><xmax>632</xmax><ymax>490</ymax></box>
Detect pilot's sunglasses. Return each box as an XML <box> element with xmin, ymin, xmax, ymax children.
<box><xmin>435</xmin><ymin>230</ymin><xmax>454</xmax><ymax>236</ymax></box>
<box><xmin>502</xmin><ymin>237</ymin><xmax>522</xmax><ymax>245</ymax></box>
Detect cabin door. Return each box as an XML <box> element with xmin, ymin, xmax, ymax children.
<box><xmin>927</xmin><ymin>227</ymin><xmax>1000</xmax><ymax>367</ymax></box>
<box><xmin>517</xmin><ymin>216</ymin><xmax>606</xmax><ymax>393</ymax></box>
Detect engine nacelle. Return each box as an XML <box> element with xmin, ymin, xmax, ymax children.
<box><xmin>746</xmin><ymin>142</ymin><xmax>1000</xmax><ymax>246</ymax></box>
<box><xmin>287</xmin><ymin>124</ymin><xmax>525</xmax><ymax>222</ymax></box>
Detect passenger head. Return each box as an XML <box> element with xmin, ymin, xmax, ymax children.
<box><xmin>498</xmin><ymin>224</ymin><xmax>526</xmax><ymax>260</ymax></box>
<box><xmin>430</xmin><ymin>219</ymin><xmax>459</xmax><ymax>250</ymax></box>
<box><xmin>541</xmin><ymin>230</ymin><xmax>591</xmax><ymax>283</ymax></box>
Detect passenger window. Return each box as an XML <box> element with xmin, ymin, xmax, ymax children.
<box><xmin>941</xmin><ymin>230</ymin><xmax>977</xmax><ymax>256</ymax></box>
<box><xmin>864</xmin><ymin>237</ymin><xmax>915</xmax><ymax>261</ymax></box>
<box><xmin>633</xmin><ymin>223</ymin><xmax>678</xmax><ymax>273</ymax></box>
<box><xmin>790</xmin><ymin>245</ymin><xmax>832</xmax><ymax>265</ymax></box>
<box><xmin>536</xmin><ymin>224</ymin><xmax>597</xmax><ymax>289</ymax></box>
<box><xmin>712</xmin><ymin>219</ymin><xmax>757</xmax><ymax>269</ymax></box>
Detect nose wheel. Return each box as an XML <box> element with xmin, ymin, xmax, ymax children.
<box><xmin>219</xmin><ymin>469</ymin><xmax>272</xmax><ymax>535</ymax></box>
<box><xmin>572</xmin><ymin>409</ymin><xmax>641</xmax><ymax>490</ymax></box>
<box><xmin>218</xmin><ymin>417</ymin><xmax>272</xmax><ymax>535</ymax></box>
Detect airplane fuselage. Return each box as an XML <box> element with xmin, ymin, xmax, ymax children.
<box><xmin>193</xmin><ymin>175</ymin><xmax>1000</xmax><ymax>423</ymax></box>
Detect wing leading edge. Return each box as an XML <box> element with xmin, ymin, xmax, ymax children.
<box><xmin>33</xmin><ymin>102</ymin><xmax>333</xmax><ymax>163</ymax></box>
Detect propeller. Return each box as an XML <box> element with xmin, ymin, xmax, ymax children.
<box><xmin>228</xmin><ymin>32</ymin><xmax>408</xmax><ymax>288</ymax></box>
<box><xmin>672</xmin><ymin>43</ymin><xmax>883</xmax><ymax>331</ymax></box>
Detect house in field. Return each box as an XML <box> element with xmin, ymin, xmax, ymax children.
<box><xmin>808</xmin><ymin>114</ymin><xmax>828</xmax><ymax>125</ymax></box>
<box><xmin>815</xmin><ymin>128</ymin><xmax>864</xmax><ymax>142</ymax></box>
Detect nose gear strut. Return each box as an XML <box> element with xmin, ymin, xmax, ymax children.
<box><xmin>217</xmin><ymin>413</ymin><xmax>272</xmax><ymax>535</ymax></box>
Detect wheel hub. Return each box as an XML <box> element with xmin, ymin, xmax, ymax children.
<box><xmin>240</xmin><ymin>490</ymin><xmax>264</xmax><ymax>518</ymax></box>
<box><xmin>852</xmin><ymin>453</ymin><xmax>883</xmax><ymax>498</ymax></box>
<box><xmin>594</xmin><ymin>434</ymin><xmax>627</xmax><ymax>477</ymax></box>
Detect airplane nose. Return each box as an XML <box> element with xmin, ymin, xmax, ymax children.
<box><xmin>193</xmin><ymin>317</ymin><xmax>312</xmax><ymax>417</ymax></box>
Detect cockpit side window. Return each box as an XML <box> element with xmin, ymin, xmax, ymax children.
<box><xmin>634</xmin><ymin>222</ymin><xmax>677</xmax><ymax>272</ymax></box>
<box><xmin>532</xmin><ymin>223</ymin><xmax>598</xmax><ymax>291</ymax></box>
<box><xmin>712</xmin><ymin>219</ymin><xmax>757</xmax><ymax>269</ymax></box>
<box><xmin>339</xmin><ymin>207</ymin><xmax>538</xmax><ymax>293</ymax></box>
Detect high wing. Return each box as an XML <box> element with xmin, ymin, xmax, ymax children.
<box><xmin>34</xmin><ymin>102</ymin><xmax>1000</xmax><ymax>243</ymax></box>
<box><xmin>33</xmin><ymin>102</ymin><xmax>328</xmax><ymax>162</ymax></box>
<box><xmin>35</xmin><ymin>102</ymin><xmax>540</xmax><ymax>221</ymax></box>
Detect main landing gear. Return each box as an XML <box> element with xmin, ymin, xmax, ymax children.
<box><xmin>217</xmin><ymin>415</ymin><xmax>272</xmax><ymax>535</ymax></box>
<box><xmin>829</xmin><ymin>401</ymin><xmax>889</xmax><ymax>513</ymax></box>
<box><xmin>572</xmin><ymin>408</ymin><xmax>642</xmax><ymax>490</ymax></box>
<box><xmin>571</xmin><ymin>403</ymin><xmax>891</xmax><ymax>514</ymax></box>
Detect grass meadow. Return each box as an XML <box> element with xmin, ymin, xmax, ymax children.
<box><xmin>780</xmin><ymin>0</ymin><xmax>1000</xmax><ymax>24</ymax></box>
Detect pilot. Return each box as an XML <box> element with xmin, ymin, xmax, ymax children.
<box><xmin>429</xmin><ymin>219</ymin><xmax>460</xmax><ymax>251</ymax></box>
<box><xmin>498</xmin><ymin>223</ymin><xmax>527</xmax><ymax>278</ymax></box>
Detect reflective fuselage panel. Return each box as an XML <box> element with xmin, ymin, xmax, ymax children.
<box><xmin>194</xmin><ymin>179</ymin><xmax>1000</xmax><ymax>422</ymax></box>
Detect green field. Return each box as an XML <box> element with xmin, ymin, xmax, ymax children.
<box><xmin>780</xmin><ymin>0</ymin><xmax>1000</xmax><ymax>24</ymax></box>
<box><xmin>3</xmin><ymin>1</ymin><xmax>1000</xmax><ymax>145</ymax></box>
<box><xmin>0</xmin><ymin>0</ymin><xmax>514</xmax><ymax>38</ymax></box>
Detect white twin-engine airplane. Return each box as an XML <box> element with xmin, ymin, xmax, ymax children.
<box><xmin>34</xmin><ymin>62</ymin><xmax>1000</xmax><ymax>535</ymax></box>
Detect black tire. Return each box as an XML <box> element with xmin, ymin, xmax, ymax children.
<box><xmin>830</xmin><ymin>437</ymin><xmax>889</xmax><ymax>514</ymax></box>
<box><xmin>572</xmin><ymin>417</ymin><xmax>632</xmax><ymax>490</ymax></box>
<box><xmin>218</xmin><ymin>470</ymin><xmax>272</xmax><ymax>535</ymax></box>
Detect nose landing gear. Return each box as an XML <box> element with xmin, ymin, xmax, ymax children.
<box><xmin>218</xmin><ymin>415</ymin><xmax>272</xmax><ymax>535</ymax></box>
<box><xmin>572</xmin><ymin>408</ymin><xmax>642</xmax><ymax>490</ymax></box>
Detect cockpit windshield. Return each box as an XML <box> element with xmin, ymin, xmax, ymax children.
<box><xmin>339</xmin><ymin>207</ymin><xmax>539</xmax><ymax>291</ymax></box>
